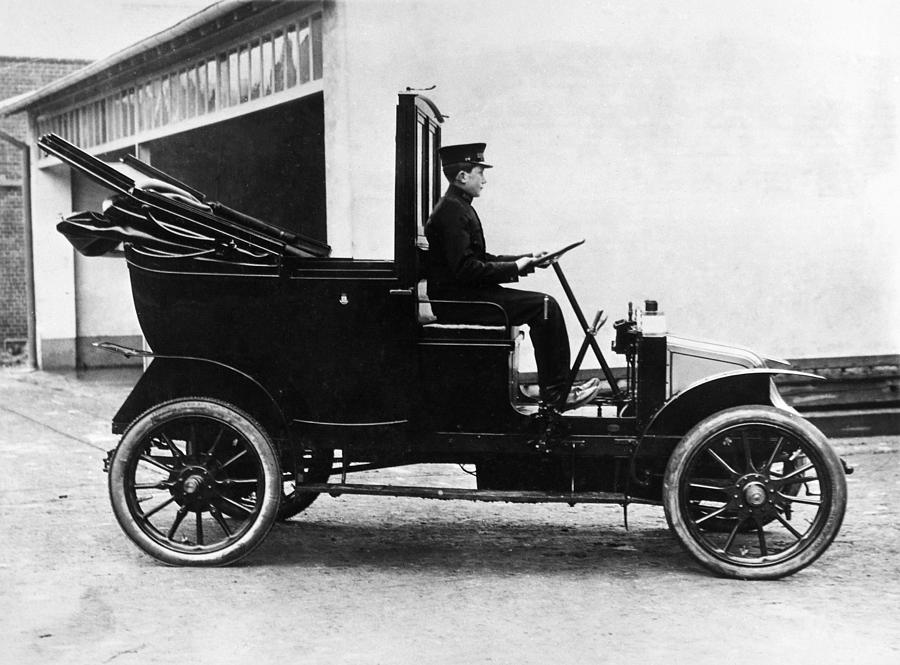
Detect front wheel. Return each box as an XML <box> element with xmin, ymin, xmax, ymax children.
<box><xmin>108</xmin><ymin>398</ymin><xmax>281</xmax><ymax>566</ymax></box>
<box><xmin>663</xmin><ymin>406</ymin><xmax>847</xmax><ymax>580</ymax></box>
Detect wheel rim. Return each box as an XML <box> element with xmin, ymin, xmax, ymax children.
<box><xmin>123</xmin><ymin>414</ymin><xmax>268</xmax><ymax>555</ymax></box>
<box><xmin>680</xmin><ymin>422</ymin><xmax>833</xmax><ymax>569</ymax></box>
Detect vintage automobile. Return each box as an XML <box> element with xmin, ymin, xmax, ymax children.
<box><xmin>43</xmin><ymin>92</ymin><xmax>849</xmax><ymax>579</ymax></box>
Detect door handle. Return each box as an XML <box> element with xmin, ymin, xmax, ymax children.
<box><xmin>389</xmin><ymin>288</ymin><xmax>414</xmax><ymax>296</ymax></box>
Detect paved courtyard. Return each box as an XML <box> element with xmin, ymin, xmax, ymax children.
<box><xmin>1</xmin><ymin>367</ymin><xmax>898</xmax><ymax>664</ymax></box>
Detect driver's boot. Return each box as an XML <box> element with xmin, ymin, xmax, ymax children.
<box><xmin>541</xmin><ymin>377</ymin><xmax>601</xmax><ymax>411</ymax></box>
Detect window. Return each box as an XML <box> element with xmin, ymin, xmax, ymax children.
<box><xmin>39</xmin><ymin>10</ymin><xmax>324</xmax><ymax>149</ymax></box>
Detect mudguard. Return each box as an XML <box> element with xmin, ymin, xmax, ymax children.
<box><xmin>642</xmin><ymin>368</ymin><xmax>822</xmax><ymax>437</ymax></box>
<box><xmin>112</xmin><ymin>355</ymin><xmax>288</xmax><ymax>437</ymax></box>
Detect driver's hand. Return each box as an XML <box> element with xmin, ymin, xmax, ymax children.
<box><xmin>515</xmin><ymin>256</ymin><xmax>535</xmax><ymax>275</ymax></box>
<box><xmin>532</xmin><ymin>250</ymin><xmax>551</xmax><ymax>268</ymax></box>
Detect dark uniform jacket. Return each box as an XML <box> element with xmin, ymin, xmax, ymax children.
<box><xmin>424</xmin><ymin>185</ymin><xmax>524</xmax><ymax>292</ymax></box>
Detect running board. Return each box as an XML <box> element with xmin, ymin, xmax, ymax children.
<box><xmin>296</xmin><ymin>483</ymin><xmax>658</xmax><ymax>505</ymax></box>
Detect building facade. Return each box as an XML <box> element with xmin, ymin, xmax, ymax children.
<box><xmin>1</xmin><ymin>0</ymin><xmax>898</xmax><ymax>371</ymax></box>
<box><xmin>1</xmin><ymin>55</ymin><xmax>88</xmax><ymax>357</ymax></box>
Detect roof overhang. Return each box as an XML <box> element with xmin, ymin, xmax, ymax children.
<box><xmin>0</xmin><ymin>1</ymin><xmax>306</xmax><ymax>118</ymax></box>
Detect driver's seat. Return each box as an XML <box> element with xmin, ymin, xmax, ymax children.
<box><xmin>416</xmin><ymin>231</ymin><xmax>512</xmax><ymax>341</ymax></box>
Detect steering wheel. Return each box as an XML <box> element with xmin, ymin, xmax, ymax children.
<box><xmin>533</xmin><ymin>238</ymin><xmax>585</xmax><ymax>268</ymax></box>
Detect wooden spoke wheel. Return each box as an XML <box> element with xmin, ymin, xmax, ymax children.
<box><xmin>213</xmin><ymin>446</ymin><xmax>333</xmax><ymax>521</ymax></box>
<box><xmin>663</xmin><ymin>406</ymin><xmax>847</xmax><ymax>580</ymax></box>
<box><xmin>108</xmin><ymin>399</ymin><xmax>281</xmax><ymax>566</ymax></box>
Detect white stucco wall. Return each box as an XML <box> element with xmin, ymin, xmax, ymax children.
<box><xmin>325</xmin><ymin>0</ymin><xmax>900</xmax><ymax>361</ymax></box>
<box><xmin>30</xmin><ymin>157</ymin><xmax>143</xmax><ymax>368</ymax></box>
<box><xmin>70</xmin><ymin>171</ymin><xmax>141</xmax><ymax>341</ymax></box>
<box><xmin>29</xmin><ymin>160</ymin><xmax>76</xmax><ymax>365</ymax></box>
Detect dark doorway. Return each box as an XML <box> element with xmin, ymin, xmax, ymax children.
<box><xmin>147</xmin><ymin>92</ymin><xmax>326</xmax><ymax>241</ymax></box>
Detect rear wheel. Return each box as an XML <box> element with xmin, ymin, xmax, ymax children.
<box><xmin>215</xmin><ymin>445</ymin><xmax>333</xmax><ymax>520</ymax></box>
<box><xmin>663</xmin><ymin>406</ymin><xmax>846</xmax><ymax>580</ymax></box>
<box><xmin>108</xmin><ymin>398</ymin><xmax>281</xmax><ymax>566</ymax></box>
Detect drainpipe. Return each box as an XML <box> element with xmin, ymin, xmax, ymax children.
<box><xmin>0</xmin><ymin>128</ymin><xmax>37</xmax><ymax>370</ymax></box>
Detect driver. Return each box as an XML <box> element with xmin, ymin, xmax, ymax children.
<box><xmin>424</xmin><ymin>142</ymin><xmax>600</xmax><ymax>409</ymax></box>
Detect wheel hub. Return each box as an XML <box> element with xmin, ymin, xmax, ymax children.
<box><xmin>182</xmin><ymin>475</ymin><xmax>204</xmax><ymax>495</ymax></box>
<box><xmin>734</xmin><ymin>473</ymin><xmax>775</xmax><ymax>515</ymax></box>
<box><xmin>743</xmin><ymin>481</ymin><xmax>767</xmax><ymax>507</ymax></box>
<box><xmin>171</xmin><ymin>466</ymin><xmax>214</xmax><ymax>507</ymax></box>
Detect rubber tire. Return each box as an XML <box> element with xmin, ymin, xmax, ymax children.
<box><xmin>109</xmin><ymin>398</ymin><xmax>281</xmax><ymax>566</ymax></box>
<box><xmin>663</xmin><ymin>406</ymin><xmax>847</xmax><ymax>580</ymax></box>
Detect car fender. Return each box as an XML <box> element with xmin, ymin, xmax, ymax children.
<box><xmin>641</xmin><ymin>368</ymin><xmax>822</xmax><ymax>437</ymax></box>
<box><xmin>112</xmin><ymin>355</ymin><xmax>288</xmax><ymax>437</ymax></box>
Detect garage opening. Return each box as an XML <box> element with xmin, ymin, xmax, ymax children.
<box><xmin>145</xmin><ymin>92</ymin><xmax>326</xmax><ymax>242</ymax></box>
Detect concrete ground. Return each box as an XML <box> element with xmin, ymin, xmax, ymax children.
<box><xmin>1</xmin><ymin>367</ymin><xmax>898</xmax><ymax>665</ymax></box>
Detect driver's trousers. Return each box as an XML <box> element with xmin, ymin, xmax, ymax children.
<box><xmin>428</xmin><ymin>284</ymin><xmax>570</xmax><ymax>397</ymax></box>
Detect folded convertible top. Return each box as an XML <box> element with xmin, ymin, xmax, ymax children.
<box><xmin>39</xmin><ymin>133</ymin><xmax>331</xmax><ymax>260</ymax></box>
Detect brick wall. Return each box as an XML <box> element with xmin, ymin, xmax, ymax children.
<box><xmin>0</xmin><ymin>56</ymin><xmax>89</xmax><ymax>347</ymax></box>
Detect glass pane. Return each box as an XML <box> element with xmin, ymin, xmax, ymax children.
<box><xmin>116</xmin><ymin>94</ymin><xmax>123</xmax><ymax>138</ymax></box>
<box><xmin>207</xmin><ymin>59</ymin><xmax>217</xmax><ymax>112</ymax></box>
<box><xmin>103</xmin><ymin>99</ymin><xmax>110</xmax><ymax>143</ymax></box>
<box><xmin>416</xmin><ymin>122</ymin><xmax>422</xmax><ymax>231</ymax></box>
<box><xmin>250</xmin><ymin>40</ymin><xmax>261</xmax><ymax>100</ymax></box>
<box><xmin>273</xmin><ymin>31</ymin><xmax>284</xmax><ymax>92</ymax></box>
<box><xmin>169</xmin><ymin>76</ymin><xmax>178</xmax><ymax>123</ymax></box>
<box><xmin>136</xmin><ymin>85</ymin><xmax>144</xmax><ymax>132</ymax></box>
<box><xmin>229</xmin><ymin>50</ymin><xmax>240</xmax><ymax>105</ymax></box>
<box><xmin>82</xmin><ymin>105</ymin><xmax>90</xmax><ymax>146</ymax></box>
<box><xmin>262</xmin><ymin>34</ymin><xmax>273</xmax><ymax>96</ymax></box>
<box><xmin>145</xmin><ymin>82</ymin><xmax>154</xmax><ymax>130</ymax></box>
<box><xmin>161</xmin><ymin>75</ymin><xmax>171</xmax><ymax>125</ymax></box>
<box><xmin>128</xmin><ymin>89</ymin><xmax>136</xmax><ymax>135</ymax></box>
<box><xmin>430</xmin><ymin>125</ymin><xmax>440</xmax><ymax>201</ymax></box>
<box><xmin>111</xmin><ymin>100</ymin><xmax>119</xmax><ymax>141</ymax></box>
<box><xmin>100</xmin><ymin>97</ymin><xmax>108</xmax><ymax>141</ymax></box>
<box><xmin>151</xmin><ymin>78</ymin><xmax>162</xmax><ymax>128</ymax></box>
<box><xmin>197</xmin><ymin>63</ymin><xmax>207</xmax><ymax>116</ymax></box>
<box><xmin>76</xmin><ymin>107</ymin><xmax>84</xmax><ymax>146</ymax></box>
<box><xmin>169</xmin><ymin>75</ymin><xmax>178</xmax><ymax>123</ymax></box>
<box><xmin>121</xmin><ymin>92</ymin><xmax>127</xmax><ymax>137</ymax></box>
<box><xmin>286</xmin><ymin>25</ymin><xmax>298</xmax><ymax>87</ymax></box>
<box><xmin>85</xmin><ymin>105</ymin><xmax>94</xmax><ymax>146</ymax></box>
<box><xmin>93</xmin><ymin>104</ymin><xmax>100</xmax><ymax>145</ymax></box>
<box><xmin>298</xmin><ymin>20</ymin><xmax>310</xmax><ymax>85</ymax></box>
<box><xmin>218</xmin><ymin>54</ymin><xmax>229</xmax><ymax>108</ymax></box>
<box><xmin>187</xmin><ymin>67</ymin><xmax>198</xmax><ymax>117</ymax></box>
<box><xmin>228</xmin><ymin>51</ymin><xmax>241</xmax><ymax>106</ymax></box>
<box><xmin>422</xmin><ymin>119</ymin><xmax>432</xmax><ymax>218</ymax></box>
<box><xmin>98</xmin><ymin>100</ymin><xmax>105</xmax><ymax>144</ymax></box>
<box><xmin>176</xmin><ymin>70</ymin><xmax>188</xmax><ymax>121</ymax></box>
<box><xmin>312</xmin><ymin>14</ymin><xmax>323</xmax><ymax>80</ymax></box>
<box><xmin>239</xmin><ymin>46</ymin><xmax>250</xmax><ymax>103</ymax></box>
